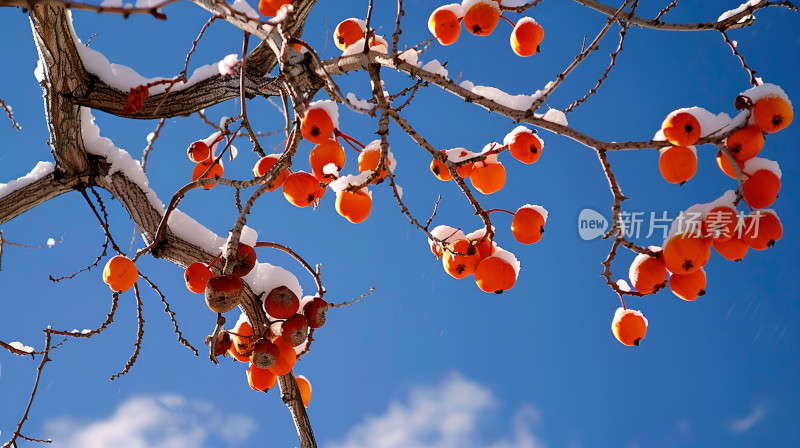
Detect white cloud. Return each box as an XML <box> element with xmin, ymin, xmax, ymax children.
<box><xmin>730</xmin><ymin>405</ymin><xmax>766</xmax><ymax>433</ymax></box>
<box><xmin>327</xmin><ymin>372</ymin><xmax>546</xmax><ymax>448</ymax></box>
<box><xmin>43</xmin><ymin>395</ymin><xmax>256</xmax><ymax>448</ymax></box>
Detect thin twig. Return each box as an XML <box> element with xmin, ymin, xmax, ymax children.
<box><xmin>139</xmin><ymin>273</ymin><xmax>198</xmax><ymax>356</ymax></box>
<box><xmin>110</xmin><ymin>283</ymin><xmax>145</xmax><ymax>381</ymax></box>
<box><xmin>141</xmin><ymin>118</ymin><xmax>166</xmax><ymax>173</ymax></box>
<box><xmin>0</xmin><ymin>98</ymin><xmax>21</xmax><ymax>131</ymax></box>
<box><xmin>330</xmin><ymin>287</ymin><xmax>375</xmax><ymax>308</ymax></box>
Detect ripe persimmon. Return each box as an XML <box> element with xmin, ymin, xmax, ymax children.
<box><xmin>251</xmin><ymin>338</ymin><xmax>280</xmax><ymax>370</ymax></box>
<box><xmin>253</xmin><ymin>154</ymin><xmax>289</xmax><ymax>191</ymax></box>
<box><xmin>335</xmin><ymin>188</ymin><xmax>372</xmax><ymax>224</ymax></box>
<box><xmin>334</xmin><ymin>18</ymin><xmax>366</xmax><ymax>51</ymax></box>
<box><xmin>430</xmin><ymin>152</ymin><xmax>453</xmax><ymax>181</ymax></box>
<box><xmin>428</xmin><ymin>5</ymin><xmax>461</xmax><ymax>46</ymax></box>
<box><xmin>247</xmin><ymin>364</ymin><xmax>278</xmax><ymax>392</ymax></box>
<box><xmin>309</xmin><ymin>139</ymin><xmax>346</xmax><ymax>182</ymax></box>
<box><xmin>742</xmin><ymin>169</ymin><xmax>780</xmax><ymax>209</ymax></box>
<box><xmin>429</xmin><ymin>225</ymin><xmax>465</xmax><ymax>259</ymax></box>
<box><xmin>283</xmin><ymin>171</ymin><xmax>321</xmax><ymax>208</ymax></box>
<box><xmin>669</xmin><ymin>269</ymin><xmax>706</xmax><ymax>301</ymax></box>
<box><xmin>357</xmin><ymin>146</ymin><xmax>391</xmax><ymax>184</ymax></box>
<box><xmin>302</xmin><ymin>297</ymin><xmax>329</xmax><ymax>329</ymax></box>
<box><xmin>753</xmin><ymin>95</ymin><xmax>793</xmax><ymax>133</ymax></box>
<box><xmin>716</xmin><ymin>150</ymin><xmax>744</xmax><ymax>179</ymax></box>
<box><xmin>611</xmin><ymin>308</ymin><xmax>647</xmax><ymax>346</ymax></box>
<box><xmin>743</xmin><ymin>210</ymin><xmax>782</xmax><ymax>250</ymax></box>
<box><xmin>301</xmin><ymin>107</ymin><xmax>334</xmax><ymax>144</ymax></box>
<box><xmin>205</xmin><ymin>275</ymin><xmax>244</xmax><ymax>314</ymax></box>
<box><xmin>262</xmin><ymin>0</ymin><xmax>291</xmax><ymax>12</ymax></box>
<box><xmin>662</xmin><ymin>112</ymin><xmax>701</xmax><ymax>146</ymax></box>
<box><xmin>662</xmin><ymin>233</ymin><xmax>710</xmax><ymax>275</ymax></box>
<box><xmin>470</xmin><ymin>162</ymin><xmax>505</xmax><ymax>194</ymax></box>
<box><xmin>229</xmin><ymin>320</ymin><xmax>254</xmax><ymax>362</ymax></box>
<box><xmin>702</xmin><ymin>206</ymin><xmax>738</xmax><ymax>242</ymax></box>
<box><xmin>226</xmin><ymin>243</ymin><xmax>257</xmax><ymax>278</ymax></box>
<box><xmin>268</xmin><ymin>336</ymin><xmax>297</xmax><ymax>376</ymax></box>
<box><xmin>505</xmin><ymin>127</ymin><xmax>543</xmax><ymax>164</ymax></box>
<box><xmin>192</xmin><ymin>159</ymin><xmax>223</xmax><ymax>189</ymax></box>
<box><xmin>658</xmin><ymin>146</ymin><xmax>697</xmax><ymax>184</ymax></box>
<box><xmin>511</xmin><ymin>205</ymin><xmax>547</xmax><ymax>244</ymax></box>
<box><xmin>264</xmin><ymin>285</ymin><xmax>300</xmax><ymax>319</ymax></box>
<box><xmin>184</xmin><ymin>262</ymin><xmax>213</xmax><ymax>294</ymax></box>
<box><xmin>474</xmin><ymin>255</ymin><xmax>516</xmax><ymax>293</ymax></box>
<box><xmin>281</xmin><ymin>314</ymin><xmax>309</xmax><ymax>347</ymax></box>
<box><xmin>103</xmin><ymin>255</ymin><xmax>138</xmax><ymax>292</ymax></box>
<box><xmin>442</xmin><ymin>239</ymin><xmax>480</xmax><ymax>279</ymax></box>
<box><xmin>295</xmin><ymin>375</ymin><xmax>312</xmax><ymax>407</ymax></box>
<box><xmin>187</xmin><ymin>140</ymin><xmax>211</xmax><ymax>163</ymax></box>
<box><xmin>257</xmin><ymin>0</ymin><xmax>276</xmax><ymax>17</ymax></box>
<box><xmin>510</xmin><ymin>18</ymin><xmax>544</xmax><ymax>57</ymax></box>
<box><xmin>713</xmin><ymin>232</ymin><xmax>748</xmax><ymax>262</ymax></box>
<box><xmin>726</xmin><ymin>125</ymin><xmax>764</xmax><ymax>162</ymax></box>
<box><xmin>463</xmin><ymin>0</ymin><xmax>500</xmax><ymax>36</ymax></box>
<box><xmin>628</xmin><ymin>252</ymin><xmax>668</xmax><ymax>295</ymax></box>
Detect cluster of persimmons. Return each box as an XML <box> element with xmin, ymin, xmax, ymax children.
<box><xmin>429</xmin><ymin>0</ymin><xmax>544</xmax><ymax>57</ymax></box>
<box><xmin>614</xmin><ymin>86</ymin><xmax>791</xmax><ymax>347</ymax></box>
<box><xmin>427</xmin><ymin>126</ymin><xmax>548</xmax><ymax>294</ymax></box>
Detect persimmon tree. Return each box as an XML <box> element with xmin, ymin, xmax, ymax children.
<box><xmin>0</xmin><ymin>0</ymin><xmax>796</xmax><ymax>447</ymax></box>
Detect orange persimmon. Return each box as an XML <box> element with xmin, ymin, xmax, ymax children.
<box><xmin>229</xmin><ymin>320</ymin><xmax>254</xmax><ymax>362</ymax></box>
<box><xmin>628</xmin><ymin>252</ymin><xmax>668</xmax><ymax>295</ymax></box>
<box><xmin>474</xmin><ymin>255</ymin><xmax>516</xmax><ymax>293</ymax></box>
<box><xmin>658</xmin><ymin>146</ymin><xmax>697</xmax><ymax>184</ymax></box>
<box><xmin>295</xmin><ymin>375</ymin><xmax>312</xmax><ymax>407</ymax></box>
<box><xmin>669</xmin><ymin>269</ymin><xmax>707</xmax><ymax>301</ymax></box>
<box><xmin>662</xmin><ymin>233</ymin><xmax>710</xmax><ymax>275</ymax></box>
<box><xmin>463</xmin><ymin>0</ymin><xmax>500</xmax><ymax>36</ymax></box>
<box><xmin>184</xmin><ymin>262</ymin><xmax>213</xmax><ymax>294</ymax></box>
<box><xmin>301</xmin><ymin>108</ymin><xmax>334</xmax><ymax>144</ymax></box>
<box><xmin>743</xmin><ymin>210</ymin><xmax>783</xmax><ymax>250</ymax></box>
<box><xmin>283</xmin><ymin>171</ymin><xmax>321</xmax><ymax>208</ymax></box>
<box><xmin>713</xmin><ymin>232</ymin><xmax>749</xmax><ymax>262</ymax></box>
<box><xmin>309</xmin><ymin>139</ymin><xmax>346</xmax><ymax>182</ymax></box>
<box><xmin>506</xmin><ymin>127</ymin><xmax>543</xmax><ymax>164</ymax></box>
<box><xmin>701</xmin><ymin>206</ymin><xmax>738</xmax><ymax>242</ymax></box>
<box><xmin>716</xmin><ymin>150</ymin><xmax>744</xmax><ymax>179</ymax></box>
<box><xmin>470</xmin><ymin>162</ymin><xmax>505</xmax><ymax>195</ymax></box>
<box><xmin>511</xmin><ymin>205</ymin><xmax>547</xmax><ymax>244</ymax></box>
<box><xmin>442</xmin><ymin>239</ymin><xmax>480</xmax><ymax>279</ymax></box>
<box><xmin>103</xmin><ymin>255</ymin><xmax>138</xmax><ymax>292</ymax></box>
<box><xmin>662</xmin><ymin>111</ymin><xmax>701</xmax><ymax>146</ymax></box>
<box><xmin>726</xmin><ymin>125</ymin><xmax>764</xmax><ymax>162</ymax></box>
<box><xmin>510</xmin><ymin>18</ymin><xmax>543</xmax><ymax>57</ymax></box>
<box><xmin>267</xmin><ymin>337</ymin><xmax>297</xmax><ymax>377</ymax></box>
<box><xmin>742</xmin><ymin>169</ymin><xmax>780</xmax><ymax>209</ymax></box>
<box><xmin>335</xmin><ymin>188</ymin><xmax>372</xmax><ymax>224</ymax></box>
<box><xmin>187</xmin><ymin>140</ymin><xmax>211</xmax><ymax>163</ymax></box>
<box><xmin>357</xmin><ymin>146</ymin><xmax>391</xmax><ymax>184</ymax></box>
<box><xmin>611</xmin><ymin>308</ymin><xmax>647</xmax><ymax>347</ymax></box>
<box><xmin>247</xmin><ymin>364</ymin><xmax>278</xmax><ymax>392</ymax></box>
<box><xmin>753</xmin><ymin>95</ymin><xmax>793</xmax><ymax>133</ymax></box>
<box><xmin>334</xmin><ymin>18</ymin><xmax>366</xmax><ymax>51</ymax></box>
<box><xmin>192</xmin><ymin>159</ymin><xmax>223</xmax><ymax>189</ymax></box>
<box><xmin>428</xmin><ymin>6</ymin><xmax>461</xmax><ymax>46</ymax></box>
<box><xmin>253</xmin><ymin>154</ymin><xmax>290</xmax><ymax>191</ymax></box>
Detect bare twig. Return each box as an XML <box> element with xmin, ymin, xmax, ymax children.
<box><xmin>330</xmin><ymin>287</ymin><xmax>375</xmax><ymax>308</ymax></box>
<box><xmin>139</xmin><ymin>273</ymin><xmax>198</xmax><ymax>356</ymax></box>
<box><xmin>141</xmin><ymin>118</ymin><xmax>166</xmax><ymax>173</ymax></box>
<box><xmin>0</xmin><ymin>98</ymin><xmax>21</xmax><ymax>131</ymax></box>
<box><xmin>654</xmin><ymin>0</ymin><xmax>680</xmax><ymax>21</ymax></box>
<box><xmin>110</xmin><ymin>283</ymin><xmax>145</xmax><ymax>381</ymax></box>
<box><xmin>720</xmin><ymin>30</ymin><xmax>759</xmax><ymax>86</ymax></box>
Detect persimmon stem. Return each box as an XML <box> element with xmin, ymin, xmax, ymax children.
<box><xmin>206</xmin><ymin>252</ymin><xmax>222</xmax><ymax>270</ymax></box>
<box><xmin>486</xmin><ymin>208</ymin><xmax>515</xmax><ymax>216</ymax></box>
<box><xmin>501</xmin><ymin>15</ymin><xmax>516</xmax><ymax>28</ymax></box>
<box><xmin>334</xmin><ymin>129</ymin><xmax>366</xmax><ymax>152</ymax></box>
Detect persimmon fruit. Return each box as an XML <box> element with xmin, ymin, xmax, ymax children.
<box><xmin>669</xmin><ymin>269</ymin><xmax>706</xmax><ymax>301</ymax></box>
<box><xmin>442</xmin><ymin>239</ymin><xmax>480</xmax><ymax>279</ymax></box>
<box><xmin>511</xmin><ymin>205</ymin><xmax>546</xmax><ymax>244</ymax></box>
<box><xmin>192</xmin><ymin>159</ymin><xmax>223</xmax><ymax>189</ymax></box>
<box><xmin>309</xmin><ymin>139</ymin><xmax>346</xmax><ymax>182</ymax></box>
<box><xmin>753</xmin><ymin>95</ymin><xmax>793</xmax><ymax>133</ymax></box>
<box><xmin>184</xmin><ymin>262</ymin><xmax>213</xmax><ymax>294</ymax></box>
<box><xmin>428</xmin><ymin>6</ymin><xmax>461</xmax><ymax>46</ymax></box>
<box><xmin>510</xmin><ymin>18</ymin><xmax>544</xmax><ymax>57</ymax></box>
<box><xmin>335</xmin><ymin>189</ymin><xmax>372</xmax><ymax>224</ymax></box>
<box><xmin>742</xmin><ymin>169</ymin><xmax>780</xmax><ymax>209</ymax></box>
<box><xmin>662</xmin><ymin>112</ymin><xmax>701</xmax><ymax>146</ymax></box>
<box><xmin>205</xmin><ymin>274</ymin><xmax>243</xmax><ymax>313</ymax></box>
<box><xmin>474</xmin><ymin>256</ymin><xmax>516</xmax><ymax>293</ymax></box>
<box><xmin>253</xmin><ymin>154</ymin><xmax>289</xmax><ymax>191</ymax></box>
<box><xmin>628</xmin><ymin>253</ymin><xmax>668</xmax><ymax>295</ymax></box>
<box><xmin>283</xmin><ymin>171</ymin><xmax>321</xmax><ymax>208</ymax></box>
<box><xmin>103</xmin><ymin>255</ymin><xmax>138</xmax><ymax>292</ymax></box>
<box><xmin>301</xmin><ymin>107</ymin><xmax>335</xmax><ymax>144</ymax></box>
<box><xmin>264</xmin><ymin>285</ymin><xmax>300</xmax><ymax>319</ymax></box>
<box><xmin>295</xmin><ymin>375</ymin><xmax>312</xmax><ymax>407</ymax></box>
<box><xmin>247</xmin><ymin>364</ymin><xmax>278</xmax><ymax>392</ymax></box>
<box><xmin>187</xmin><ymin>140</ymin><xmax>211</xmax><ymax>163</ymax></box>
<box><xmin>463</xmin><ymin>0</ymin><xmax>500</xmax><ymax>36</ymax></box>
<box><xmin>726</xmin><ymin>125</ymin><xmax>764</xmax><ymax>161</ymax></box>
<box><xmin>612</xmin><ymin>308</ymin><xmax>647</xmax><ymax>346</ymax></box>
<box><xmin>658</xmin><ymin>146</ymin><xmax>697</xmax><ymax>184</ymax></box>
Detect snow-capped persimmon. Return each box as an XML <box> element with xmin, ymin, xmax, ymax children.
<box><xmin>669</xmin><ymin>269</ymin><xmax>706</xmax><ymax>302</ymax></box>
<box><xmin>753</xmin><ymin>95</ymin><xmax>793</xmax><ymax>133</ymax></box>
<box><xmin>309</xmin><ymin>139</ymin><xmax>346</xmax><ymax>183</ymax></box>
<box><xmin>662</xmin><ymin>111</ymin><xmax>701</xmax><ymax>146</ymax></box>
<box><xmin>442</xmin><ymin>239</ymin><xmax>480</xmax><ymax>279</ymax></box>
<box><xmin>428</xmin><ymin>5</ymin><xmax>461</xmax><ymax>46</ymax></box>
<box><xmin>628</xmin><ymin>252</ymin><xmax>668</xmax><ymax>295</ymax></box>
<box><xmin>192</xmin><ymin>159</ymin><xmax>223</xmax><ymax>189</ymax></box>
<box><xmin>295</xmin><ymin>375</ymin><xmax>312</xmax><ymax>407</ymax></box>
<box><xmin>184</xmin><ymin>262</ymin><xmax>213</xmax><ymax>294</ymax></box>
<box><xmin>103</xmin><ymin>255</ymin><xmax>138</xmax><ymax>292</ymax></box>
<box><xmin>357</xmin><ymin>146</ymin><xmax>391</xmax><ymax>184</ymax></box>
<box><xmin>611</xmin><ymin>308</ymin><xmax>648</xmax><ymax>347</ymax></box>
<box><xmin>511</xmin><ymin>205</ymin><xmax>547</xmax><ymax>245</ymax></box>
<box><xmin>267</xmin><ymin>337</ymin><xmax>297</xmax><ymax>377</ymax></box>
<box><xmin>470</xmin><ymin>162</ymin><xmax>506</xmax><ymax>195</ymax></box>
<box><xmin>716</xmin><ymin>150</ymin><xmax>744</xmax><ymax>179</ymax></box>
<box><xmin>335</xmin><ymin>188</ymin><xmax>372</xmax><ymax>224</ymax></box>
<box><xmin>428</xmin><ymin>225</ymin><xmax>465</xmax><ymax>259</ymax></box>
<box><xmin>510</xmin><ymin>17</ymin><xmax>544</xmax><ymax>57</ymax></box>
<box><xmin>702</xmin><ymin>206</ymin><xmax>739</xmax><ymax>242</ymax></box>
<box><xmin>253</xmin><ymin>154</ymin><xmax>290</xmax><ymax>191</ymax></box>
<box><xmin>186</xmin><ymin>140</ymin><xmax>211</xmax><ymax>163</ymax></box>
<box><xmin>463</xmin><ymin>0</ymin><xmax>500</xmax><ymax>36</ymax></box>
<box><xmin>301</xmin><ymin>107</ymin><xmax>335</xmax><ymax>144</ymax></box>
<box><xmin>430</xmin><ymin>152</ymin><xmax>453</xmax><ymax>181</ymax></box>
<box><xmin>334</xmin><ymin>18</ymin><xmax>366</xmax><ymax>51</ymax></box>
<box><xmin>257</xmin><ymin>0</ymin><xmax>277</xmax><ymax>17</ymax></box>
<box><xmin>205</xmin><ymin>275</ymin><xmax>243</xmax><ymax>314</ymax></box>
<box><xmin>662</xmin><ymin>233</ymin><xmax>710</xmax><ymax>275</ymax></box>
<box><xmin>743</xmin><ymin>210</ymin><xmax>783</xmax><ymax>250</ymax></box>
<box><xmin>742</xmin><ymin>169</ymin><xmax>781</xmax><ymax>209</ymax></box>
<box><xmin>726</xmin><ymin>125</ymin><xmax>764</xmax><ymax>162</ymax></box>
<box><xmin>505</xmin><ymin>127</ymin><xmax>543</xmax><ymax>164</ymax></box>
<box><xmin>283</xmin><ymin>171</ymin><xmax>321</xmax><ymax>208</ymax></box>
<box><xmin>264</xmin><ymin>285</ymin><xmax>300</xmax><ymax>319</ymax></box>
<box><xmin>658</xmin><ymin>146</ymin><xmax>697</xmax><ymax>184</ymax></box>
<box><xmin>247</xmin><ymin>364</ymin><xmax>278</xmax><ymax>392</ymax></box>
<box><xmin>474</xmin><ymin>255</ymin><xmax>516</xmax><ymax>293</ymax></box>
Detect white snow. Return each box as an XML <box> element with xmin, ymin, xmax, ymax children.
<box><xmin>741</xmin><ymin>83</ymin><xmax>792</xmax><ymax>108</ymax></box>
<box><xmin>46</xmin><ymin>238</ymin><xmax>56</xmax><ymax>247</ymax></box>
<box><xmin>431</xmin><ymin>3</ymin><xmax>464</xmax><ymax>19</ymax></box>
<box><xmin>464</xmin><ymin>226</ymin><xmax>495</xmax><ymax>242</ymax></box>
<box><xmin>499</xmin><ymin>0</ymin><xmax>528</xmax><ymax>6</ymax></box>
<box><xmin>0</xmin><ymin>161</ymin><xmax>54</xmax><ymax>200</ymax></box>
<box><xmin>308</xmin><ymin>99</ymin><xmax>340</xmax><ymax>129</ymax></box>
<box><xmin>421</xmin><ymin>59</ymin><xmax>449</xmax><ymax>78</ymax></box>
<box><xmin>616</xmin><ymin>279</ymin><xmax>631</xmax><ymax>292</ymax></box>
<box><xmin>322</xmin><ymin>162</ymin><xmax>340</xmax><ymax>178</ymax></box>
<box><xmin>445</xmin><ymin>148</ymin><xmax>477</xmax><ymax>163</ymax></box>
<box><xmin>503</xmin><ymin>126</ymin><xmax>545</xmax><ymax>151</ymax></box>
<box><xmin>718</xmin><ymin>0</ymin><xmax>760</xmax><ymax>22</ymax></box>
<box><xmin>517</xmin><ymin>204</ymin><xmax>548</xmax><ymax>224</ymax></box>
<box><xmin>462</xmin><ymin>0</ymin><xmax>500</xmax><ymax>14</ymax></box>
<box><xmin>230</xmin><ymin>0</ymin><xmax>260</xmax><ymax>20</ymax></box>
<box><xmin>217</xmin><ymin>54</ymin><xmax>240</xmax><ymax>77</ymax></box>
<box><xmin>744</xmin><ymin>157</ymin><xmax>781</xmax><ymax>178</ymax></box>
<box><xmin>168</xmin><ymin>210</ymin><xmax>227</xmax><ymax>255</ymax></box>
<box><xmin>223</xmin><ymin>227</ymin><xmax>258</xmax><ymax>252</ymax></box>
<box><xmin>430</xmin><ymin>225</ymin><xmax>465</xmax><ymax>243</ymax></box>
<box><xmin>346</xmin><ymin>92</ymin><xmax>374</xmax><ymax>112</ymax></box>
<box><xmin>628</xmin><ymin>246</ymin><xmax>662</xmax><ymax>287</ymax></box>
<box><xmin>241</xmin><ymin>263</ymin><xmax>303</xmax><ymax>313</ymax></box>
<box><xmin>328</xmin><ymin>174</ymin><xmax>373</xmax><ymax>195</ymax></box>
<box><xmin>361</xmin><ymin>140</ymin><xmax>397</xmax><ymax>173</ymax></box>
<box><xmin>9</xmin><ymin>341</ymin><xmax>34</xmax><ymax>353</ymax></box>
<box><xmin>543</xmin><ymin>108</ymin><xmax>568</xmax><ymax>126</ymax></box>
<box><xmin>397</xmin><ymin>49</ymin><xmax>419</xmax><ymax>66</ymax></box>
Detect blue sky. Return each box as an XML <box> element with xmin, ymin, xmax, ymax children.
<box><xmin>1</xmin><ymin>1</ymin><xmax>799</xmax><ymax>447</ymax></box>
